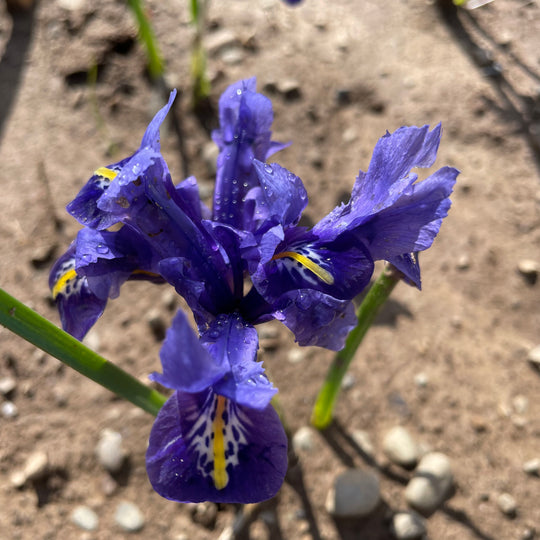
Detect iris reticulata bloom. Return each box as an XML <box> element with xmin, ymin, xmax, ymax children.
<box><xmin>50</xmin><ymin>77</ymin><xmax>458</xmax><ymax>503</ymax></box>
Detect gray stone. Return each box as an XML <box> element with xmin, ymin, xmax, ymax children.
<box><xmin>497</xmin><ymin>492</ymin><xmax>517</xmax><ymax>517</ymax></box>
<box><xmin>95</xmin><ymin>429</ymin><xmax>125</xmax><ymax>473</ymax></box>
<box><xmin>523</xmin><ymin>458</ymin><xmax>540</xmax><ymax>476</ymax></box>
<box><xmin>325</xmin><ymin>469</ymin><xmax>380</xmax><ymax>518</ymax></box>
<box><xmin>115</xmin><ymin>501</ymin><xmax>145</xmax><ymax>532</ymax></box>
<box><xmin>405</xmin><ymin>452</ymin><xmax>453</xmax><ymax>514</ymax></box>
<box><xmin>71</xmin><ymin>506</ymin><xmax>99</xmax><ymax>531</ymax></box>
<box><xmin>391</xmin><ymin>511</ymin><xmax>426</xmax><ymax>539</ymax></box>
<box><xmin>292</xmin><ymin>426</ymin><xmax>316</xmax><ymax>453</ymax></box>
<box><xmin>383</xmin><ymin>426</ymin><xmax>420</xmax><ymax>469</ymax></box>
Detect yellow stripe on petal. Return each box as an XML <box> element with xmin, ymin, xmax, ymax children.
<box><xmin>212</xmin><ymin>396</ymin><xmax>229</xmax><ymax>490</ymax></box>
<box><xmin>272</xmin><ymin>251</ymin><xmax>335</xmax><ymax>285</ymax></box>
<box><xmin>52</xmin><ymin>268</ymin><xmax>77</xmax><ymax>299</ymax></box>
<box><xmin>94</xmin><ymin>167</ymin><xmax>118</xmax><ymax>181</ymax></box>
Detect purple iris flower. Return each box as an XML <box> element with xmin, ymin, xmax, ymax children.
<box><xmin>49</xmin><ymin>77</ymin><xmax>458</xmax><ymax>503</ymax></box>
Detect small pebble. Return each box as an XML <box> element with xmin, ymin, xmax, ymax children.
<box><xmin>205</xmin><ymin>29</ymin><xmax>239</xmax><ymax>55</ymax></box>
<box><xmin>58</xmin><ymin>0</ymin><xmax>86</xmax><ymax>10</ymax></box>
<box><xmin>414</xmin><ymin>372</ymin><xmax>428</xmax><ymax>388</ymax></box>
<box><xmin>383</xmin><ymin>426</ymin><xmax>420</xmax><ymax>469</ymax></box>
<box><xmin>512</xmin><ymin>395</ymin><xmax>529</xmax><ymax>414</ymax></box>
<box><xmin>189</xmin><ymin>501</ymin><xmax>217</xmax><ymax>529</ymax></box>
<box><xmin>0</xmin><ymin>376</ymin><xmax>16</xmax><ymax>396</ymax></box>
<box><xmin>405</xmin><ymin>452</ymin><xmax>453</xmax><ymax>514</ymax></box>
<box><xmin>341</xmin><ymin>373</ymin><xmax>355</xmax><ymax>390</ymax></box>
<box><xmin>292</xmin><ymin>426</ymin><xmax>316</xmax><ymax>453</ymax></box>
<box><xmin>1</xmin><ymin>401</ymin><xmax>18</xmax><ymax>418</ymax></box>
<box><xmin>277</xmin><ymin>79</ymin><xmax>301</xmax><ymax>100</ymax></box>
<box><xmin>523</xmin><ymin>458</ymin><xmax>540</xmax><ymax>476</ymax></box>
<box><xmin>11</xmin><ymin>451</ymin><xmax>49</xmax><ymax>487</ymax></box>
<box><xmin>71</xmin><ymin>506</ymin><xmax>99</xmax><ymax>531</ymax></box>
<box><xmin>517</xmin><ymin>259</ymin><xmax>538</xmax><ymax>284</ymax></box>
<box><xmin>83</xmin><ymin>330</ymin><xmax>101</xmax><ymax>352</ymax></box>
<box><xmin>521</xmin><ymin>527</ymin><xmax>536</xmax><ymax>540</ymax></box>
<box><xmin>391</xmin><ymin>511</ymin><xmax>426</xmax><ymax>540</ymax></box>
<box><xmin>527</xmin><ymin>345</ymin><xmax>540</xmax><ymax>366</ymax></box>
<box><xmin>325</xmin><ymin>469</ymin><xmax>380</xmax><ymax>518</ymax></box>
<box><xmin>95</xmin><ymin>429</ymin><xmax>125</xmax><ymax>473</ymax></box>
<box><xmin>115</xmin><ymin>501</ymin><xmax>145</xmax><ymax>532</ymax></box>
<box><xmin>351</xmin><ymin>430</ymin><xmax>375</xmax><ymax>458</ymax></box>
<box><xmin>456</xmin><ymin>254</ymin><xmax>470</xmax><ymax>270</ymax></box>
<box><xmin>497</xmin><ymin>492</ymin><xmax>517</xmax><ymax>518</ymax></box>
<box><xmin>287</xmin><ymin>348</ymin><xmax>306</xmax><ymax>364</ymax></box>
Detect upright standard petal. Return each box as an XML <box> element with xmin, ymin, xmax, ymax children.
<box><xmin>146</xmin><ymin>389</ymin><xmax>288</xmax><ymax>503</ymax></box>
<box><xmin>211</xmin><ymin>78</ymin><xmax>288</xmax><ymax>230</ymax></box>
<box><xmin>67</xmin><ymin>91</ymin><xmax>176</xmax><ymax>229</ymax></box>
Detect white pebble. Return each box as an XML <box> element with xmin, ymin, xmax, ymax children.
<box><xmin>405</xmin><ymin>452</ymin><xmax>453</xmax><ymax>514</ymax></box>
<box><xmin>383</xmin><ymin>426</ymin><xmax>420</xmax><ymax>468</ymax></box>
<box><xmin>523</xmin><ymin>458</ymin><xmax>540</xmax><ymax>476</ymax></box>
<box><xmin>497</xmin><ymin>493</ymin><xmax>517</xmax><ymax>517</ymax></box>
<box><xmin>1</xmin><ymin>401</ymin><xmax>18</xmax><ymax>418</ymax></box>
<box><xmin>95</xmin><ymin>429</ymin><xmax>125</xmax><ymax>473</ymax></box>
<box><xmin>391</xmin><ymin>511</ymin><xmax>426</xmax><ymax>539</ymax></box>
<box><xmin>23</xmin><ymin>451</ymin><xmax>49</xmax><ymax>481</ymax></box>
<box><xmin>292</xmin><ymin>426</ymin><xmax>316</xmax><ymax>453</ymax></box>
<box><xmin>0</xmin><ymin>376</ymin><xmax>16</xmax><ymax>396</ymax></box>
<box><xmin>287</xmin><ymin>348</ymin><xmax>306</xmax><ymax>363</ymax></box>
<box><xmin>115</xmin><ymin>501</ymin><xmax>145</xmax><ymax>532</ymax></box>
<box><xmin>325</xmin><ymin>469</ymin><xmax>380</xmax><ymax>518</ymax></box>
<box><xmin>527</xmin><ymin>345</ymin><xmax>540</xmax><ymax>366</ymax></box>
<box><xmin>414</xmin><ymin>372</ymin><xmax>428</xmax><ymax>388</ymax></box>
<box><xmin>71</xmin><ymin>506</ymin><xmax>99</xmax><ymax>531</ymax></box>
<box><xmin>351</xmin><ymin>430</ymin><xmax>375</xmax><ymax>458</ymax></box>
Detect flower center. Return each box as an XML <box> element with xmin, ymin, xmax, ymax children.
<box><xmin>272</xmin><ymin>251</ymin><xmax>334</xmax><ymax>285</ymax></box>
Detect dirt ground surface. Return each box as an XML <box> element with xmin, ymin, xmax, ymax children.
<box><xmin>0</xmin><ymin>0</ymin><xmax>539</xmax><ymax>539</ymax></box>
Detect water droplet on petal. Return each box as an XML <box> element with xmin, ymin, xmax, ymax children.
<box><xmin>96</xmin><ymin>243</ymin><xmax>109</xmax><ymax>255</ymax></box>
<box><xmin>264</xmin><ymin>164</ymin><xmax>274</xmax><ymax>175</ymax></box>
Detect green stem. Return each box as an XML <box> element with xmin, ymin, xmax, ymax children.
<box><xmin>311</xmin><ymin>265</ymin><xmax>401</xmax><ymax>429</ymax></box>
<box><xmin>127</xmin><ymin>0</ymin><xmax>164</xmax><ymax>81</ymax></box>
<box><xmin>0</xmin><ymin>288</ymin><xmax>167</xmax><ymax>416</ymax></box>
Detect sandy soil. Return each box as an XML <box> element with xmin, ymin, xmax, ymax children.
<box><xmin>0</xmin><ymin>0</ymin><xmax>539</xmax><ymax>539</ymax></box>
